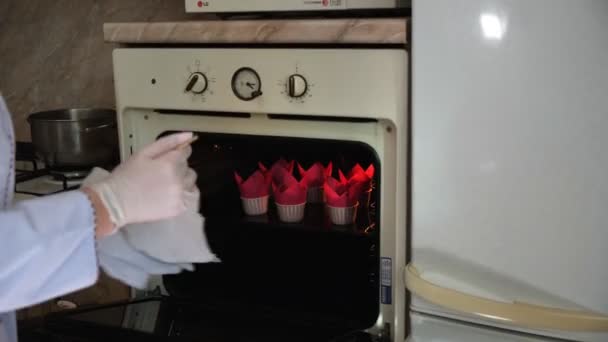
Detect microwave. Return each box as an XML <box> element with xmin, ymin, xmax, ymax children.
<box><xmin>185</xmin><ymin>0</ymin><xmax>410</xmax><ymax>14</ymax></box>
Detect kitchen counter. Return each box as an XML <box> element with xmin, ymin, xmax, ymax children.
<box><xmin>103</xmin><ymin>18</ymin><xmax>408</xmax><ymax>45</ymax></box>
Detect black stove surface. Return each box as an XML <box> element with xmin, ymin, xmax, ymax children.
<box><xmin>19</xmin><ymin>297</ymin><xmax>378</xmax><ymax>342</ymax></box>
<box><xmin>14</xmin><ymin>141</ymin><xmax>116</xmax><ymax>196</ymax></box>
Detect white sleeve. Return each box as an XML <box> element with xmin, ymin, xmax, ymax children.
<box><xmin>96</xmin><ymin>230</ymin><xmax>191</xmax><ymax>289</ymax></box>
<box><xmin>0</xmin><ymin>191</ymin><xmax>98</xmax><ymax>312</ymax></box>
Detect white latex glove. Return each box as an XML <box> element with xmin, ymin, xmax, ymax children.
<box><xmin>89</xmin><ymin>132</ymin><xmax>198</xmax><ymax>229</ymax></box>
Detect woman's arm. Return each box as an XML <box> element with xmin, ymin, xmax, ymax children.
<box><xmin>0</xmin><ymin>133</ymin><xmax>197</xmax><ymax>312</ymax></box>
<box><xmin>0</xmin><ymin>191</ymin><xmax>98</xmax><ymax>312</ymax></box>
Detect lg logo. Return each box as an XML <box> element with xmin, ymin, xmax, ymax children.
<box><xmin>196</xmin><ymin>1</ymin><xmax>209</xmax><ymax>8</ymax></box>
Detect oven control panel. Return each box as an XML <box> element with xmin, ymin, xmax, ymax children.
<box><xmin>184</xmin><ymin>72</ymin><xmax>208</xmax><ymax>95</ymax></box>
<box><xmin>183</xmin><ymin>63</ymin><xmax>313</xmax><ymax>103</ymax></box>
<box><xmin>113</xmin><ymin>48</ymin><xmax>407</xmax><ymax>121</ymax></box>
<box><xmin>286</xmin><ymin>74</ymin><xmax>308</xmax><ymax>98</ymax></box>
<box><xmin>231</xmin><ymin>67</ymin><xmax>263</xmax><ymax>101</ymax></box>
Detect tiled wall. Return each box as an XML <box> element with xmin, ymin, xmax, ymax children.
<box><xmin>0</xmin><ymin>0</ymin><xmax>208</xmax><ymax>141</ymax></box>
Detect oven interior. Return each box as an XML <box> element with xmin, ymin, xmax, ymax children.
<box><xmin>162</xmin><ymin>131</ymin><xmax>382</xmax><ymax>336</ymax></box>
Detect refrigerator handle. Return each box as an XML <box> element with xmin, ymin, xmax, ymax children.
<box><xmin>405</xmin><ymin>263</ymin><xmax>608</xmax><ymax>332</ymax></box>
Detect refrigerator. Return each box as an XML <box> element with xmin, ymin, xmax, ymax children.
<box><xmin>410</xmin><ymin>0</ymin><xmax>608</xmax><ymax>341</ymax></box>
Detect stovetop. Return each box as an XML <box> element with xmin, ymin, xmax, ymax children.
<box><xmin>13</xmin><ymin>142</ymin><xmax>97</xmax><ymax>201</ymax></box>
<box><xmin>18</xmin><ymin>297</ymin><xmax>379</xmax><ymax>342</ymax></box>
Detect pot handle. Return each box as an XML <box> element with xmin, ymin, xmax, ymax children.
<box><xmin>82</xmin><ymin>122</ymin><xmax>116</xmax><ymax>133</ymax></box>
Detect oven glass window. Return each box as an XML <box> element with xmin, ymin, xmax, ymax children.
<box><xmin>163</xmin><ymin>132</ymin><xmax>381</xmax><ymax>333</ymax></box>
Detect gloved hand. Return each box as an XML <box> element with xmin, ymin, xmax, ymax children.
<box><xmin>85</xmin><ymin>132</ymin><xmax>198</xmax><ymax>234</ymax></box>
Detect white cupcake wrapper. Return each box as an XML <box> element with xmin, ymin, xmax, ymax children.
<box><xmin>241</xmin><ymin>196</ymin><xmax>270</xmax><ymax>216</ymax></box>
<box><xmin>276</xmin><ymin>202</ymin><xmax>306</xmax><ymax>223</ymax></box>
<box><xmin>328</xmin><ymin>202</ymin><xmax>359</xmax><ymax>225</ymax></box>
<box><xmin>307</xmin><ymin>186</ymin><xmax>324</xmax><ymax>203</ymax></box>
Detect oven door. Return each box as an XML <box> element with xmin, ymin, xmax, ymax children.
<box><xmin>21</xmin><ymin>297</ymin><xmax>378</xmax><ymax>342</ymax></box>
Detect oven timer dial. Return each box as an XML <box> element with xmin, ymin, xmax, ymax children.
<box><xmin>184</xmin><ymin>72</ymin><xmax>208</xmax><ymax>94</ymax></box>
<box><xmin>287</xmin><ymin>74</ymin><xmax>308</xmax><ymax>98</ymax></box>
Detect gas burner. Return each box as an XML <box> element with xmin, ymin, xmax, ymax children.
<box><xmin>15</xmin><ymin>174</ymin><xmax>82</xmax><ymax>198</ymax></box>
<box><xmin>43</xmin><ymin>175</ymin><xmax>84</xmax><ymax>187</ymax></box>
<box><xmin>13</xmin><ymin>142</ymin><xmax>98</xmax><ymax>198</ymax></box>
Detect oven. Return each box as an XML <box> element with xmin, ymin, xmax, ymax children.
<box><xmin>112</xmin><ymin>48</ymin><xmax>408</xmax><ymax>341</ymax></box>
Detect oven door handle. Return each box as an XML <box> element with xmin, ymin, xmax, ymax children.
<box><xmin>405</xmin><ymin>263</ymin><xmax>608</xmax><ymax>332</ymax></box>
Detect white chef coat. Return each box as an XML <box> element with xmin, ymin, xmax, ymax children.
<box><xmin>0</xmin><ymin>97</ymin><xmax>98</xmax><ymax>342</ymax></box>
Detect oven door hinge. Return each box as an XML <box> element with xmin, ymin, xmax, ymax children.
<box><xmin>378</xmin><ymin>322</ymin><xmax>391</xmax><ymax>342</ymax></box>
<box><xmin>365</xmin><ymin>322</ymin><xmax>391</xmax><ymax>342</ymax></box>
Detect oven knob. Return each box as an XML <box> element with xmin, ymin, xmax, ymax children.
<box><xmin>287</xmin><ymin>74</ymin><xmax>308</xmax><ymax>98</ymax></box>
<box><xmin>185</xmin><ymin>72</ymin><xmax>208</xmax><ymax>94</ymax></box>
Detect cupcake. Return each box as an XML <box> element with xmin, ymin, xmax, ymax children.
<box><xmin>342</xmin><ymin>164</ymin><xmax>375</xmax><ymax>208</ymax></box>
<box><xmin>273</xmin><ymin>174</ymin><xmax>308</xmax><ymax>223</ymax></box>
<box><xmin>327</xmin><ymin>202</ymin><xmax>359</xmax><ymax>225</ymax></box>
<box><xmin>234</xmin><ymin>170</ymin><xmax>271</xmax><ymax>216</ymax></box>
<box><xmin>297</xmin><ymin>161</ymin><xmax>332</xmax><ymax>203</ymax></box>
<box><xmin>240</xmin><ymin>195</ymin><xmax>270</xmax><ymax>216</ymax></box>
<box><xmin>275</xmin><ymin>202</ymin><xmax>306</xmax><ymax>223</ymax></box>
<box><xmin>324</xmin><ymin>175</ymin><xmax>364</xmax><ymax>225</ymax></box>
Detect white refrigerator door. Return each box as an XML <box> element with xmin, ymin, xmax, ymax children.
<box><xmin>412</xmin><ymin>0</ymin><xmax>608</xmax><ymax>341</ymax></box>
<box><xmin>409</xmin><ymin>313</ymin><xmax>555</xmax><ymax>342</ymax></box>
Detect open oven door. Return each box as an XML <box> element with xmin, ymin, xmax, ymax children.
<box><xmin>20</xmin><ymin>297</ymin><xmax>380</xmax><ymax>342</ymax></box>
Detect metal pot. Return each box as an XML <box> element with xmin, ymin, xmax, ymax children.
<box><xmin>27</xmin><ymin>108</ymin><xmax>119</xmax><ymax>169</ymax></box>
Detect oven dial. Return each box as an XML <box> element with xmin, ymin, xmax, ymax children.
<box><xmin>287</xmin><ymin>74</ymin><xmax>308</xmax><ymax>98</ymax></box>
<box><xmin>185</xmin><ymin>72</ymin><xmax>208</xmax><ymax>94</ymax></box>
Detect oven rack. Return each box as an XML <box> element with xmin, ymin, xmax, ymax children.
<box><xmin>224</xmin><ymin>202</ymin><xmax>378</xmax><ymax>237</ymax></box>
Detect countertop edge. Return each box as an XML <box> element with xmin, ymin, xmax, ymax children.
<box><xmin>103</xmin><ymin>18</ymin><xmax>408</xmax><ymax>45</ymax></box>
